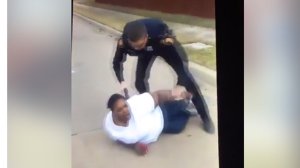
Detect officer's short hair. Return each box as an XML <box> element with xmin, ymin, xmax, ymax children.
<box><xmin>124</xmin><ymin>21</ymin><xmax>147</xmax><ymax>42</ymax></box>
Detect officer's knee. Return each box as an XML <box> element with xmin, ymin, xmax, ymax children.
<box><xmin>177</xmin><ymin>74</ymin><xmax>192</xmax><ymax>86</ymax></box>
<box><xmin>135</xmin><ymin>80</ymin><xmax>142</xmax><ymax>89</ymax></box>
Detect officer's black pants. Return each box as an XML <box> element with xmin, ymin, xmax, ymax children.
<box><xmin>135</xmin><ymin>39</ymin><xmax>210</xmax><ymax>121</ymax></box>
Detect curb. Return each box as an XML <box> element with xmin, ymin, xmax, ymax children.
<box><xmin>74</xmin><ymin>12</ymin><xmax>122</xmax><ymax>35</ymax></box>
<box><xmin>189</xmin><ymin>62</ymin><xmax>216</xmax><ymax>86</ymax></box>
<box><xmin>73</xmin><ymin>12</ymin><xmax>216</xmax><ymax>86</ymax></box>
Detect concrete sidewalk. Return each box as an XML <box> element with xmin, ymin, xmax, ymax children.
<box><xmin>72</xmin><ymin>15</ymin><xmax>219</xmax><ymax>168</ymax></box>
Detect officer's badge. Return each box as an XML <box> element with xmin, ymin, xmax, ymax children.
<box><xmin>146</xmin><ymin>46</ymin><xmax>154</xmax><ymax>51</ymax></box>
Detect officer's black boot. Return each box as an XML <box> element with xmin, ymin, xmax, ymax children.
<box><xmin>191</xmin><ymin>96</ymin><xmax>215</xmax><ymax>134</ymax></box>
<box><xmin>202</xmin><ymin>116</ymin><xmax>215</xmax><ymax>134</ymax></box>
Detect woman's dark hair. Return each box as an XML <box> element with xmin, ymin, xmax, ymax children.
<box><xmin>107</xmin><ymin>94</ymin><xmax>126</xmax><ymax>110</ymax></box>
<box><xmin>124</xmin><ymin>21</ymin><xmax>147</xmax><ymax>42</ymax></box>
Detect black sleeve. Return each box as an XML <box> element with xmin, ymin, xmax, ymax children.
<box><xmin>161</xmin><ymin>22</ymin><xmax>174</xmax><ymax>38</ymax></box>
<box><xmin>113</xmin><ymin>44</ymin><xmax>127</xmax><ymax>83</ymax></box>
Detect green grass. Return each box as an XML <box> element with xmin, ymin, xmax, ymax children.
<box><xmin>79</xmin><ymin>1</ymin><xmax>215</xmax><ymax>29</ymax></box>
<box><xmin>74</xmin><ymin>5</ymin><xmax>128</xmax><ymax>31</ymax></box>
<box><xmin>185</xmin><ymin>46</ymin><xmax>216</xmax><ymax>70</ymax></box>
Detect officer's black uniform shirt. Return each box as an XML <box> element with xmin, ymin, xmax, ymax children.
<box><xmin>113</xmin><ymin>18</ymin><xmax>173</xmax><ymax>82</ymax></box>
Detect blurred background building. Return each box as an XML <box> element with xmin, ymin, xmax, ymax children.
<box><xmin>95</xmin><ymin>0</ymin><xmax>215</xmax><ymax>18</ymax></box>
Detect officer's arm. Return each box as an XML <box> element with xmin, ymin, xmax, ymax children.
<box><xmin>161</xmin><ymin>22</ymin><xmax>173</xmax><ymax>38</ymax></box>
<box><xmin>113</xmin><ymin>39</ymin><xmax>127</xmax><ymax>83</ymax></box>
<box><xmin>160</xmin><ymin>22</ymin><xmax>175</xmax><ymax>45</ymax></box>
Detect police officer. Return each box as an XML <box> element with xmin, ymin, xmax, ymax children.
<box><xmin>112</xmin><ymin>18</ymin><xmax>215</xmax><ymax>133</ymax></box>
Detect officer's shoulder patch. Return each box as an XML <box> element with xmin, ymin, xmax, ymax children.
<box><xmin>117</xmin><ymin>39</ymin><xmax>124</xmax><ymax>48</ymax></box>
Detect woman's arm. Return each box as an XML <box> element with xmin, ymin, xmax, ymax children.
<box><xmin>116</xmin><ymin>140</ymin><xmax>148</xmax><ymax>155</ymax></box>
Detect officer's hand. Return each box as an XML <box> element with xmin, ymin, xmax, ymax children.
<box><xmin>165</xmin><ymin>38</ymin><xmax>174</xmax><ymax>44</ymax></box>
<box><xmin>120</xmin><ymin>81</ymin><xmax>127</xmax><ymax>91</ymax></box>
<box><xmin>161</xmin><ymin>37</ymin><xmax>174</xmax><ymax>45</ymax></box>
<box><xmin>117</xmin><ymin>39</ymin><xmax>124</xmax><ymax>48</ymax></box>
<box><xmin>172</xmin><ymin>85</ymin><xmax>192</xmax><ymax>100</ymax></box>
<box><xmin>181</xmin><ymin>91</ymin><xmax>193</xmax><ymax>100</ymax></box>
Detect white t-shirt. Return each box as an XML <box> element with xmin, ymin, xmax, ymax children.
<box><xmin>104</xmin><ymin>93</ymin><xmax>164</xmax><ymax>144</ymax></box>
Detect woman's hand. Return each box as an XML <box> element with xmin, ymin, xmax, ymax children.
<box><xmin>134</xmin><ymin>142</ymin><xmax>149</xmax><ymax>156</ymax></box>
